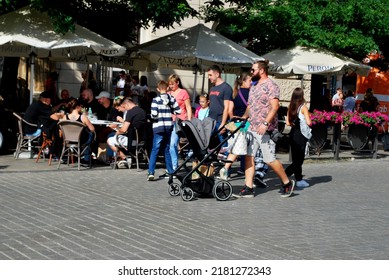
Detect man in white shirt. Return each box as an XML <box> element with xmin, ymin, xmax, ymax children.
<box><xmin>115</xmin><ymin>70</ymin><xmax>126</xmax><ymax>96</ymax></box>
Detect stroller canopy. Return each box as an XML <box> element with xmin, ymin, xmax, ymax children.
<box><xmin>182</xmin><ymin>117</ymin><xmax>216</xmax><ymax>151</ymax></box>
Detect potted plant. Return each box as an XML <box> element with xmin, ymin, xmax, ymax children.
<box><xmin>343</xmin><ymin>111</ymin><xmax>389</xmax><ymax>150</ymax></box>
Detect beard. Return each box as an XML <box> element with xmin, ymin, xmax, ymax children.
<box><xmin>251</xmin><ymin>72</ymin><xmax>260</xmax><ymax>82</ymax></box>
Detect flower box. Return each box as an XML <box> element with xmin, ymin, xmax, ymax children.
<box><xmin>310</xmin><ymin>110</ymin><xmax>389</xmax><ymax>127</ymax></box>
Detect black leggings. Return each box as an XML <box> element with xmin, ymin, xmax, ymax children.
<box><xmin>285</xmin><ymin>127</ymin><xmax>308</xmax><ymax>181</ymax></box>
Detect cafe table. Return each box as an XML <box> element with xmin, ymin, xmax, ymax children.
<box><xmin>90</xmin><ymin>119</ymin><xmax>122</xmax><ymax>126</ymax></box>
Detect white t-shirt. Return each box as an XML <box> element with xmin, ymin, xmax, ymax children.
<box><xmin>117</xmin><ymin>78</ymin><xmax>125</xmax><ymax>89</ymax></box>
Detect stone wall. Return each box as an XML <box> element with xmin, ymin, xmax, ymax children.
<box><xmin>271</xmin><ymin>74</ymin><xmax>312</xmax><ymax>108</ymax></box>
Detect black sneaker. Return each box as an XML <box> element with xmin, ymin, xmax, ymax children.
<box><xmin>159</xmin><ymin>172</ymin><xmax>177</xmax><ymax>179</ymax></box>
<box><xmin>280</xmin><ymin>180</ymin><xmax>295</xmax><ymax>198</ymax></box>
<box><xmin>239</xmin><ymin>186</ymin><xmax>255</xmax><ymax>198</ymax></box>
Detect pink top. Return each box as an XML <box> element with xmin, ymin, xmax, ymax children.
<box><xmin>248</xmin><ymin>78</ymin><xmax>280</xmax><ymax>132</ymax></box>
<box><xmin>170</xmin><ymin>88</ymin><xmax>190</xmax><ymax>121</ymax></box>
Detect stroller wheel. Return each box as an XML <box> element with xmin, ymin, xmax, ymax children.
<box><xmin>212</xmin><ymin>180</ymin><xmax>233</xmax><ymax>201</ymax></box>
<box><xmin>168</xmin><ymin>183</ymin><xmax>181</xmax><ymax>196</ymax></box>
<box><xmin>180</xmin><ymin>187</ymin><xmax>194</xmax><ymax>201</ymax></box>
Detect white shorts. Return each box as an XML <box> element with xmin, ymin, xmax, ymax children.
<box><xmin>246</xmin><ymin>130</ymin><xmax>276</xmax><ymax>163</ymax></box>
<box><xmin>107</xmin><ymin>134</ymin><xmax>127</xmax><ymax>148</ymax></box>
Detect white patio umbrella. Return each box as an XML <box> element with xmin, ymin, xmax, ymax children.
<box><xmin>129</xmin><ymin>24</ymin><xmax>265</xmax><ymax>103</ymax></box>
<box><xmin>130</xmin><ymin>23</ymin><xmax>264</xmax><ymax>71</ymax></box>
<box><xmin>264</xmin><ymin>45</ymin><xmax>371</xmax><ymax>77</ymax></box>
<box><xmin>0</xmin><ymin>6</ymin><xmax>126</xmax><ymax>103</ymax></box>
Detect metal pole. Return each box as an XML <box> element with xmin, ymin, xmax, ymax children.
<box><xmin>29</xmin><ymin>53</ymin><xmax>35</xmax><ymax>104</ymax></box>
<box><xmin>192</xmin><ymin>68</ymin><xmax>198</xmax><ymax>107</ymax></box>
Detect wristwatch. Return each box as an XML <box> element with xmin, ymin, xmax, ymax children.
<box><xmin>263</xmin><ymin>121</ymin><xmax>269</xmax><ymax>126</ymax></box>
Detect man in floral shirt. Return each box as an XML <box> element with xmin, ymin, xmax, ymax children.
<box><xmin>239</xmin><ymin>60</ymin><xmax>295</xmax><ymax>198</ymax></box>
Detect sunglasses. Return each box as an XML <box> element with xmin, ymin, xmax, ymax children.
<box><xmin>251</xmin><ymin>68</ymin><xmax>258</xmax><ymax>72</ymax></box>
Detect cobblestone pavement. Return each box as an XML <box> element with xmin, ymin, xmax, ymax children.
<box><xmin>0</xmin><ymin>151</ymin><xmax>388</xmax><ymax>260</ymax></box>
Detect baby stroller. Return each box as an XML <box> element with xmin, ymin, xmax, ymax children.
<box><xmin>167</xmin><ymin>117</ymin><xmax>246</xmax><ymax>201</ymax></box>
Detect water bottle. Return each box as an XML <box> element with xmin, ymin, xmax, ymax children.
<box><xmin>88</xmin><ymin>107</ymin><xmax>93</xmax><ymax>119</ymax></box>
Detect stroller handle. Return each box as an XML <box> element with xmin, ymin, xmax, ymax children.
<box><xmin>229</xmin><ymin>117</ymin><xmax>248</xmax><ymax>128</ymax></box>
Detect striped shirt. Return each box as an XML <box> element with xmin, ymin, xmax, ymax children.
<box><xmin>151</xmin><ymin>93</ymin><xmax>181</xmax><ymax>133</ymax></box>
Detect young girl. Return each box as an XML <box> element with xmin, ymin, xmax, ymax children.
<box><xmin>195</xmin><ymin>93</ymin><xmax>210</xmax><ymax>120</ymax></box>
<box><xmin>285</xmin><ymin>87</ymin><xmax>312</xmax><ymax>188</ymax></box>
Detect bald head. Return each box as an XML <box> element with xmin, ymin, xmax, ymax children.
<box><xmin>81</xmin><ymin>88</ymin><xmax>94</xmax><ymax>102</ymax></box>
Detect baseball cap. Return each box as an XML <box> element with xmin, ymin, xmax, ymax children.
<box><xmin>95</xmin><ymin>91</ymin><xmax>111</xmax><ymax>99</ymax></box>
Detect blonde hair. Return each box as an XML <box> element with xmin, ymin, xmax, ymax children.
<box><xmin>168</xmin><ymin>74</ymin><xmax>183</xmax><ymax>89</ymax></box>
<box><xmin>157</xmin><ymin>80</ymin><xmax>169</xmax><ymax>91</ymax></box>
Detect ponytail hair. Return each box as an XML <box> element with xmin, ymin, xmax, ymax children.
<box><xmin>66</xmin><ymin>98</ymin><xmax>83</xmax><ymax>112</ymax></box>
<box><xmin>233</xmin><ymin>72</ymin><xmax>250</xmax><ymax>98</ymax></box>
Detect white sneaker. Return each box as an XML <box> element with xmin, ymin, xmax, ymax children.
<box><xmin>217</xmin><ymin>167</ymin><xmax>229</xmax><ymax>180</ymax></box>
<box><xmin>117</xmin><ymin>160</ymin><xmax>128</xmax><ymax>169</ymax></box>
<box><xmin>126</xmin><ymin>157</ymin><xmax>132</xmax><ymax>168</ymax></box>
<box><xmin>147</xmin><ymin>173</ymin><xmax>155</xmax><ymax>181</ymax></box>
<box><xmin>296</xmin><ymin>180</ymin><xmax>310</xmax><ymax>188</ymax></box>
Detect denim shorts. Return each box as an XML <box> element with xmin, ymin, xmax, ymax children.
<box><xmin>246</xmin><ymin>130</ymin><xmax>276</xmax><ymax>163</ymax></box>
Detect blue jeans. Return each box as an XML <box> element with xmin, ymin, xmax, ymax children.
<box><xmin>106</xmin><ymin>131</ymin><xmax>115</xmax><ymax>157</ymax></box>
<box><xmin>26</xmin><ymin>128</ymin><xmax>41</xmax><ymax>137</ymax></box>
<box><xmin>148</xmin><ymin>130</ymin><xmax>173</xmax><ymax>175</ymax></box>
<box><xmin>169</xmin><ymin>126</ymin><xmax>180</xmax><ymax>170</ymax></box>
<box><xmin>82</xmin><ymin>131</ymin><xmax>94</xmax><ymax>161</ymax></box>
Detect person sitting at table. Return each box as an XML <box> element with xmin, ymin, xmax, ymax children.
<box><xmin>95</xmin><ymin>91</ymin><xmax>117</xmax><ymax>120</ymax></box>
<box><xmin>107</xmin><ymin>97</ymin><xmax>147</xmax><ymax>168</ymax></box>
<box><xmin>23</xmin><ymin>91</ymin><xmax>64</xmax><ymax>158</ymax></box>
<box><xmin>24</xmin><ymin>91</ymin><xmax>63</xmax><ymax>138</ymax></box>
<box><xmin>56</xmin><ymin>98</ymin><xmax>95</xmax><ymax>163</ymax></box>
<box><xmin>98</xmin><ymin>96</ymin><xmax>127</xmax><ymax>164</ymax></box>
<box><xmin>94</xmin><ymin>91</ymin><xmax>122</xmax><ymax>163</ymax></box>
<box><xmin>52</xmin><ymin>89</ymin><xmax>74</xmax><ymax>113</ymax></box>
<box><xmin>79</xmin><ymin>88</ymin><xmax>103</xmax><ymax>117</ymax></box>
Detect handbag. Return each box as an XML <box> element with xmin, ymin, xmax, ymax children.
<box><xmin>230</xmin><ymin>130</ymin><xmax>248</xmax><ymax>155</ymax></box>
<box><xmin>297</xmin><ymin>104</ymin><xmax>312</xmax><ymax>140</ymax></box>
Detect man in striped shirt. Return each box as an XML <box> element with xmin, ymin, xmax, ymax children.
<box><xmin>147</xmin><ymin>80</ymin><xmax>181</xmax><ymax>181</ymax></box>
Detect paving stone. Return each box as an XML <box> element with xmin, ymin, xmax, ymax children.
<box><xmin>1</xmin><ymin>152</ymin><xmax>389</xmax><ymax>259</ymax></box>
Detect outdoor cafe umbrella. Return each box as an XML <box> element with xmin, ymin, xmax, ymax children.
<box><xmin>130</xmin><ymin>23</ymin><xmax>263</xmax><ymax>70</ymax></box>
<box><xmin>0</xmin><ymin>6</ymin><xmax>126</xmax><ymax>103</ymax></box>
<box><xmin>263</xmin><ymin>45</ymin><xmax>371</xmax><ymax>77</ymax></box>
<box><xmin>129</xmin><ymin>23</ymin><xmax>265</xmax><ymax>102</ymax></box>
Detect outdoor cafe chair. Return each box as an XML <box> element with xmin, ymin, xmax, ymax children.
<box><xmin>57</xmin><ymin>120</ymin><xmax>95</xmax><ymax>171</ymax></box>
<box><xmin>13</xmin><ymin>112</ymin><xmax>41</xmax><ymax>159</ymax></box>
<box><xmin>113</xmin><ymin>126</ymin><xmax>149</xmax><ymax>172</ymax></box>
<box><xmin>35</xmin><ymin>132</ymin><xmax>54</xmax><ymax>165</ymax></box>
